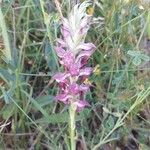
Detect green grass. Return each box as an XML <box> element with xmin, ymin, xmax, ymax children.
<box><xmin>0</xmin><ymin>0</ymin><xmax>150</xmax><ymax>149</ymax></box>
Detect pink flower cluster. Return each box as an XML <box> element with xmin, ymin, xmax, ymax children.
<box><xmin>53</xmin><ymin>2</ymin><xmax>95</xmax><ymax>111</ymax></box>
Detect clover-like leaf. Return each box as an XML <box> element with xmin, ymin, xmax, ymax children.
<box><xmin>127</xmin><ymin>50</ymin><xmax>150</xmax><ymax>66</ymax></box>
<box><xmin>127</xmin><ymin>50</ymin><xmax>141</xmax><ymax>57</ymax></box>
<box><xmin>140</xmin><ymin>54</ymin><xmax>150</xmax><ymax>61</ymax></box>
<box><xmin>133</xmin><ymin>57</ymin><xmax>142</xmax><ymax>66</ymax></box>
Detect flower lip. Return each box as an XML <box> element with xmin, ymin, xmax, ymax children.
<box><xmin>53</xmin><ymin>73</ymin><xmax>70</xmax><ymax>83</ymax></box>
<box><xmin>55</xmin><ymin>93</ymin><xmax>70</xmax><ymax>103</ymax></box>
<box><xmin>69</xmin><ymin>83</ymin><xmax>79</xmax><ymax>95</ymax></box>
<box><xmin>68</xmin><ymin>63</ymin><xmax>80</xmax><ymax>76</ymax></box>
<box><xmin>78</xmin><ymin>17</ymin><xmax>90</xmax><ymax>34</ymax></box>
<box><xmin>60</xmin><ymin>51</ymin><xmax>75</xmax><ymax>67</ymax></box>
<box><xmin>75</xmin><ymin>50</ymin><xmax>94</xmax><ymax>65</ymax></box>
<box><xmin>76</xmin><ymin>43</ymin><xmax>96</xmax><ymax>51</ymax></box>
<box><xmin>61</xmin><ymin>26</ymin><xmax>71</xmax><ymax>38</ymax></box>
<box><xmin>56</xmin><ymin>38</ymin><xmax>66</xmax><ymax>47</ymax></box>
<box><xmin>79</xmin><ymin>84</ymin><xmax>89</xmax><ymax>92</ymax></box>
<box><xmin>55</xmin><ymin>46</ymin><xmax>65</xmax><ymax>58</ymax></box>
<box><xmin>73</xmin><ymin>100</ymin><xmax>90</xmax><ymax>111</ymax></box>
<box><xmin>79</xmin><ymin>67</ymin><xmax>92</xmax><ymax>76</ymax></box>
<box><xmin>61</xmin><ymin>17</ymin><xmax>71</xmax><ymax>38</ymax></box>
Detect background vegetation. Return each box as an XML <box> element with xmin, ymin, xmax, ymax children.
<box><xmin>0</xmin><ymin>0</ymin><xmax>150</xmax><ymax>149</ymax></box>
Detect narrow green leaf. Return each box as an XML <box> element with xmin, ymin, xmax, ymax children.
<box><xmin>31</xmin><ymin>108</ymin><xmax>91</xmax><ymax>124</ymax></box>
<box><xmin>0</xmin><ymin>104</ymin><xmax>15</xmax><ymax>119</ymax></box>
<box><xmin>0</xmin><ymin>68</ymin><xmax>15</xmax><ymax>82</ymax></box>
<box><xmin>35</xmin><ymin>95</ymin><xmax>54</xmax><ymax>107</ymax></box>
<box><xmin>21</xmin><ymin>90</ymin><xmax>51</xmax><ymax>120</ymax></box>
<box><xmin>33</xmin><ymin>112</ymin><xmax>69</xmax><ymax>124</ymax></box>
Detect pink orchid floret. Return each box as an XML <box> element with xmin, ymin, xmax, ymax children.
<box><xmin>53</xmin><ymin>1</ymin><xmax>95</xmax><ymax>111</ymax></box>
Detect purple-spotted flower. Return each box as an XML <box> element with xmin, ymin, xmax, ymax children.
<box><xmin>53</xmin><ymin>1</ymin><xmax>95</xmax><ymax>111</ymax></box>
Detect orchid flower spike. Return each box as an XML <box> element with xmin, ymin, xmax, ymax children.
<box><xmin>53</xmin><ymin>1</ymin><xmax>96</xmax><ymax>111</ymax></box>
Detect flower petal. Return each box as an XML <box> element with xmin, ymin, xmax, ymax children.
<box><xmin>75</xmin><ymin>50</ymin><xmax>93</xmax><ymax>65</ymax></box>
<box><xmin>79</xmin><ymin>84</ymin><xmax>89</xmax><ymax>92</ymax></box>
<box><xmin>57</xmin><ymin>38</ymin><xmax>66</xmax><ymax>47</ymax></box>
<box><xmin>73</xmin><ymin>100</ymin><xmax>90</xmax><ymax>111</ymax></box>
<box><xmin>55</xmin><ymin>46</ymin><xmax>65</xmax><ymax>58</ymax></box>
<box><xmin>79</xmin><ymin>17</ymin><xmax>90</xmax><ymax>34</ymax></box>
<box><xmin>61</xmin><ymin>18</ymin><xmax>71</xmax><ymax>38</ymax></box>
<box><xmin>79</xmin><ymin>67</ymin><xmax>92</xmax><ymax>76</ymax></box>
<box><xmin>69</xmin><ymin>63</ymin><xmax>80</xmax><ymax>76</ymax></box>
<box><xmin>53</xmin><ymin>73</ymin><xmax>70</xmax><ymax>82</ymax></box>
<box><xmin>61</xmin><ymin>26</ymin><xmax>71</xmax><ymax>38</ymax></box>
<box><xmin>69</xmin><ymin>83</ymin><xmax>79</xmax><ymax>94</ymax></box>
<box><xmin>76</xmin><ymin>43</ymin><xmax>96</xmax><ymax>51</ymax></box>
<box><xmin>55</xmin><ymin>93</ymin><xmax>69</xmax><ymax>103</ymax></box>
<box><xmin>60</xmin><ymin>51</ymin><xmax>75</xmax><ymax>67</ymax></box>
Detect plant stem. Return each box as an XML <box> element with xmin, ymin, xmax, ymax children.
<box><xmin>0</xmin><ymin>7</ymin><xmax>12</xmax><ymax>61</ymax></box>
<box><xmin>146</xmin><ymin>10</ymin><xmax>150</xmax><ymax>39</ymax></box>
<box><xmin>69</xmin><ymin>102</ymin><xmax>76</xmax><ymax>150</ymax></box>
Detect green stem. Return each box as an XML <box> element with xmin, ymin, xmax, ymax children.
<box><xmin>0</xmin><ymin>7</ymin><xmax>12</xmax><ymax>61</ymax></box>
<box><xmin>69</xmin><ymin>103</ymin><xmax>76</xmax><ymax>150</ymax></box>
<box><xmin>146</xmin><ymin>10</ymin><xmax>150</xmax><ymax>39</ymax></box>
